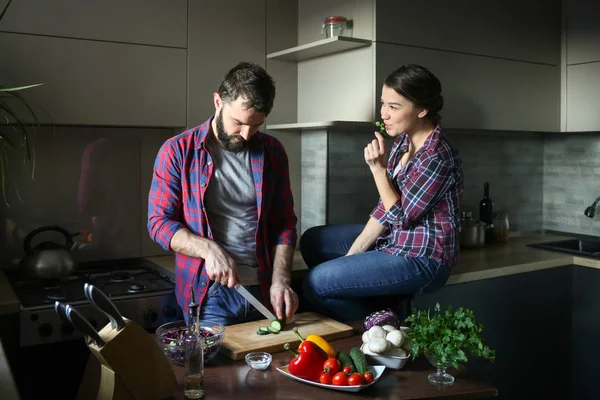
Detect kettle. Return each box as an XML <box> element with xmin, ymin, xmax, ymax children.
<box><xmin>21</xmin><ymin>225</ymin><xmax>77</xmax><ymax>280</ymax></box>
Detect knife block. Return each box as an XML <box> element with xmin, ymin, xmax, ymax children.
<box><xmin>79</xmin><ymin>317</ymin><xmax>178</xmax><ymax>400</ymax></box>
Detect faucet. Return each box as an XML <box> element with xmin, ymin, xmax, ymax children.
<box><xmin>584</xmin><ymin>195</ymin><xmax>600</xmax><ymax>218</ymax></box>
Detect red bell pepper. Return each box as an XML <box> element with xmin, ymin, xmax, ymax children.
<box><xmin>284</xmin><ymin>341</ymin><xmax>328</xmax><ymax>382</ymax></box>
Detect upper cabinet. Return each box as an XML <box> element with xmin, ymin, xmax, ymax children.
<box><xmin>0</xmin><ymin>0</ymin><xmax>187</xmax><ymax>48</ymax></box>
<box><xmin>0</xmin><ymin>1</ymin><xmax>188</xmax><ymax>127</ymax></box>
<box><xmin>376</xmin><ymin>0</ymin><xmax>561</xmax><ymax>66</ymax></box>
<box><xmin>564</xmin><ymin>0</ymin><xmax>600</xmax><ymax>132</ymax></box>
<box><xmin>187</xmin><ymin>0</ymin><xmax>266</xmax><ymax>128</ymax></box>
<box><xmin>0</xmin><ymin>33</ymin><xmax>187</xmax><ymax>127</ymax></box>
<box><xmin>566</xmin><ymin>0</ymin><xmax>600</xmax><ymax>65</ymax></box>
<box><xmin>266</xmin><ymin>0</ymin><xmax>562</xmax><ymax>133</ymax></box>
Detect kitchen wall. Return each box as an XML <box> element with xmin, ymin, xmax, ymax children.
<box><xmin>543</xmin><ymin>133</ymin><xmax>600</xmax><ymax>236</ymax></box>
<box><xmin>1</xmin><ymin>126</ymin><xmax>176</xmax><ymax>262</ymax></box>
<box><xmin>447</xmin><ymin>131</ymin><xmax>544</xmax><ymax>233</ymax></box>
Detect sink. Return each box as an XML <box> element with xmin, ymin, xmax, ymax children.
<box><xmin>528</xmin><ymin>238</ymin><xmax>600</xmax><ymax>259</ymax></box>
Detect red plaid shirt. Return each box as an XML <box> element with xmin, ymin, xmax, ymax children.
<box><xmin>370</xmin><ymin>125</ymin><xmax>463</xmax><ymax>266</ymax></box>
<box><xmin>147</xmin><ymin>117</ymin><xmax>297</xmax><ymax>316</ymax></box>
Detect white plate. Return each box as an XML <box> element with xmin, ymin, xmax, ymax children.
<box><xmin>276</xmin><ymin>365</ymin><xmax>386</xmax><ymax>392</ymax></box>
<box><xmin>365</xmin><ymin>353</ymin><xmax>411</xmax><ymax>370</ymax></box>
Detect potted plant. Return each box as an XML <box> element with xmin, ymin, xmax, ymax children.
<box><xmin>404</xmin><ymin>303</ymin><xmax>495</xmax><ymax>385</ymax></box>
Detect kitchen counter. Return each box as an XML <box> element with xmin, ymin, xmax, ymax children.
<box><xmin>146</xmin><ymin>234</ymin><xmax>600</xmax><ymax>287</ymax></box>
<box><xmin>2</xmin><ymin>233</ymin><xmax>600</xmax><ymax>317</ymax></box>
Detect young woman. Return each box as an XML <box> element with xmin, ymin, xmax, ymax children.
<box><xmin>300</xmin><ymin>64</ymin><xmax>464</xmax><ymax>322</ymax></box>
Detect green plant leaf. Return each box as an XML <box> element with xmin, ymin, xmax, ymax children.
<box><xmin>0</xmin><ymin>83</ymin><xmax>44</xmax><ymax>92</ymax></box>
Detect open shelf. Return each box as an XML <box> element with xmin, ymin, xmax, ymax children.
<box><xmin>266</xmin><ymin>36</ymin><xmax>372</xmax><ymax>62</ymax></box>
<box><xmin>266</xmin><ymin>121</ymin><xmax>374</xmax><ymax>132</ymax></box>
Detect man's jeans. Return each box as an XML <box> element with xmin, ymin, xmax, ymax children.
<box><xmin>300</xmin><ymin>224</ymin><xmax>451</xmax><ymax>322</ymax></box>
<box><xmin>183</xmin><ymin>282</ymin><xmax>267</xmax><ymax>326</ymax></box>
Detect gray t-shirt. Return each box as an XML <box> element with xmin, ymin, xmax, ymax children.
<box><xmin>204</xmin><ymin>139</ymin><xmax>259</xmax><ymax>285</ymax></box>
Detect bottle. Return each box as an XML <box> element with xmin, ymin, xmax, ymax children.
<box><xmin>184</xmin><ymin>288</ymin><xmax>204</xmax><ymax>399</ymax></box>
<box><xmin>479</xmin><ymin>182</ymin><xmax>494</xmax><ymax>244</ymax></box>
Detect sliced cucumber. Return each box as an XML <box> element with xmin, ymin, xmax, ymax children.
<box><xmin>269</xmin><ymin>319</ymin><xmax>282</xmax><ymax>333</ymax></box>
<box><xmin>256</xmin><ymin>328</ymin><xmax>270</xmax><ymax>335</ymax></box>
<box><xmin>267</xmin><ymin>325</ymin><xmax>280</xmax><ymax>334</ymax></box>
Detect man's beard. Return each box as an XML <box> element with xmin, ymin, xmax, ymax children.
<box><xmin>215</xmin><ymin>111</ymin><xmax>249</xmax><ymax>153</ymax></box>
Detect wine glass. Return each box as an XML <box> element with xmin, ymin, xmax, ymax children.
<box><xmin>424</xmin><ymin>352</ymin><xmax>455</xmax><ymax>385</ymax></box>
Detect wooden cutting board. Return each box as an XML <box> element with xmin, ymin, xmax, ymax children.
<box><xmin>220</xmin><ymin>312</ymin><xmax>355</xmax><ymax>360</ymax></box>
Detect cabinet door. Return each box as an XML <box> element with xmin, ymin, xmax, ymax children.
<box><xmin>375</xmin><ymin>0</ymin><xmax>560</xmax><ymax>66</ymax></box>
<box><xmin>0</xmin><ymin>0</ymin><xmax>187</xmax><ymax>48</ymax></box>
<box><xmin>187</xmin><ymin>0</ymin><xmax>266</xmax><ymax>127</ymax></box>
<box><xmin>0</xmin><ymin>33</ymin><xmax>187</xmax><ymax>127</ymax></box>
<box><xmin>566</xmin><ymin>0</ymin><xmax>600</xmax><ymax>65</ymax></box>
<box><xmin>376</xmin><ymin>43</ymin><xmax>560</xmax><ymax>132</ymax></box>
<box><xmin>566</xmin><ymin>62</ymin><xmax>600</xmax><ymax>132</ymax></box>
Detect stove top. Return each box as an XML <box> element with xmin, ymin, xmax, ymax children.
<box><xmin>6</xmin><ymin>258</ymin><xmax>175</xmax><ymax>309</ymax></box>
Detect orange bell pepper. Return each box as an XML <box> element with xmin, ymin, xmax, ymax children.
<box><xmin>293</xmin><ymin>327</ymin><xmax>336</xmax><ymax>359</ymax></box>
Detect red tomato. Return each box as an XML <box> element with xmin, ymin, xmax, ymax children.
<box><xmin>342</xmin><ymin>365</ymin><xmax>353</xmax><ymax>375</ymax></box>
<box><xmin>332</xmin><ymin>371</ymin><xmax>348</xmax><ymax>386</ymax></box>
<box><xmin>323</xmin><ymin>358</ymin><xmax>341</xmax><ymax>375</ymax></box>
<box><xmin>363</xmin><ymin>370</ymin><xmax>374</xmax><ymax>384</ymax></box>
<box><xmin>319</xmin><ymin>372</ymin><xmax>332</xmax><ymax>385</ymax></box>
<box><xmin>347</xmin><ymin>372</ymin><xmax>364</xmax><ymax>386</ymax></box>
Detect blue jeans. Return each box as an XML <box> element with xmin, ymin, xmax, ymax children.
<box><xmin>183</xmin><ymin>282</ymin><xmax>267</xmax><ymax>326</ymax></box>
<box><xmin>300</xmin><ymin>224</ymin><xmax>451</xmax><ymax>322</ymax></box>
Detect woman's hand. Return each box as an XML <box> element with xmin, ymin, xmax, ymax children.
<box><xmin>364</xmin><ymin>132</ymin><xmax>387</xmax><ymax>171</ymax></box>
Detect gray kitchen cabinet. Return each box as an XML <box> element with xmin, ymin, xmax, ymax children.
<box><xmin>376</xmin><ymin>0</ymin><xmax>561</xmax><ymax>66</ymax></box>
<box><xmin>187</xmin><ymin>0</ymin><xmax>266</xmax><ymax>128</ymax></box>
<box><xmin>566</xmin><ymin>62</ymin><xmax>600</xmax><ymax>132</ymax></box>
<box><xmin>563</xmin><ymin>0</ymin><xmax>600</xmax><ymax>132</ymax></box>
<box><xmin>414</xmin><ymin>266</ymin><xmax>573</xmax><ymax>400</ymax></box>
<box><xmin>0</xmin><ymin>0</ymin><xmax>187</xmax><ymax>48</ymax></box>
<box><xmin>376</xmin><ymin>43</ymin><xmax>561</xmax><ymax>132</ymax></box>
<box><xmin>566</xmin><ymin>0</ymin><xmax>600</xmax><ymax>65</ymax></box>
<box><xmin>0</xmin><ymin>32</ymin><xmax>187</xmax><ymax>127</ymax></box>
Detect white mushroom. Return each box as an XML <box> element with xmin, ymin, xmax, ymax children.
<box><xmin>381</xmin><ymin>324</ymin><xmax>398</xmax><ymax>333</ymax></box>
<box><xmin>368</xmin><ymin>325</ymin><xmax>387</xmax><ymax>340</ymax></box>
<box><xmin>386</xmin><ymin>330</ymin><xmax>404</xmax><ymax>348</ymax></box>
<box><xmin>362</xmin><ymin>331</ymin><xmax>370</xmax><ymax>344</ymax></box>
<box><xmin>368</xmin><ymin>337</ymin><xmax>391</xmax><ymax>355</ymax></box>
<box><xmin>387</xmin><ymin>347</ymin><xmax>408</xmax><ymax>358</ymax></box>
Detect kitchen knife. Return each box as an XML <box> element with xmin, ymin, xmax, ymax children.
<box><xmin>84</xmin><ymin>283</ymin><xmax>126</xmax><ymax>331</ymax></box>
<box><xmin>234</xmin><ymin>283</ymin><xmax>277</xmax><ymax>321</ymax></box>
<box><xmin>65</xmin><ymin>304</ymin><xmax>105</xmax><ymax>347</ymax></box>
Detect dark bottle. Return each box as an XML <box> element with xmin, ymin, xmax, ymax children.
<box><xmin>479</xmin><ymin>182</ymin><xmax>493</xmax><ymax>224</ymax></box>
<box><xmin>479</xmin><ymin>182</ymin><xmax>494</xmax><ymax>243</ymax></box>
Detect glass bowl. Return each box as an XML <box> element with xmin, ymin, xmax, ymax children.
<box><xmin>155</xmin><ymin>320</ymin><xmax>225</xmax><ymax>365</ymax></box>
<box><xmin>245</xmin><ymin>352</ymin><xmax>272</xmax><ymax>370</ymax></box>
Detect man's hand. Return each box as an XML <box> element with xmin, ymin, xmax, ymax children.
<box><xmin>270</xmin><ymin>281</ymin><xmax>298</xmax><ymax>322</ymax></box>
<box><xmin>203</xmin><ymin>241</ymin><xmax>240</xmax><ymax>288</ymax></box>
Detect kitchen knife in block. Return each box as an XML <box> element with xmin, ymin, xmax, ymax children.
<box><xmin>86</xmin><ymin>318</ymin><xmax>177</xmax><ymax>400</ymax></box>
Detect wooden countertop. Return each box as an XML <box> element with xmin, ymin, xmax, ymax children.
<box><xmin>145</xmin><ymin>234</ymin><xmax>600</xmax><ymax>287</ymax></box>
<box><xmin>2</xmin><ymin>233</ymin><xmax>600</xmax><ymax>316</ymax></box>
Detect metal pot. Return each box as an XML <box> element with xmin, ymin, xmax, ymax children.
<box><xmin>459</xmin><ymin>220</ymin><xmax>486</xmax><ymax>248</ymax></box>
<box><xmin>20</xmin><ymin>225</ymin><xmax>76</xmax><ymax>280</ymax></box>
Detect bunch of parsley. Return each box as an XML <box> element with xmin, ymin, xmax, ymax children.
<box><xmin>404</xmin><ymin>303</ymin><xmax>496</xmax><ymax>369</ymax></box>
